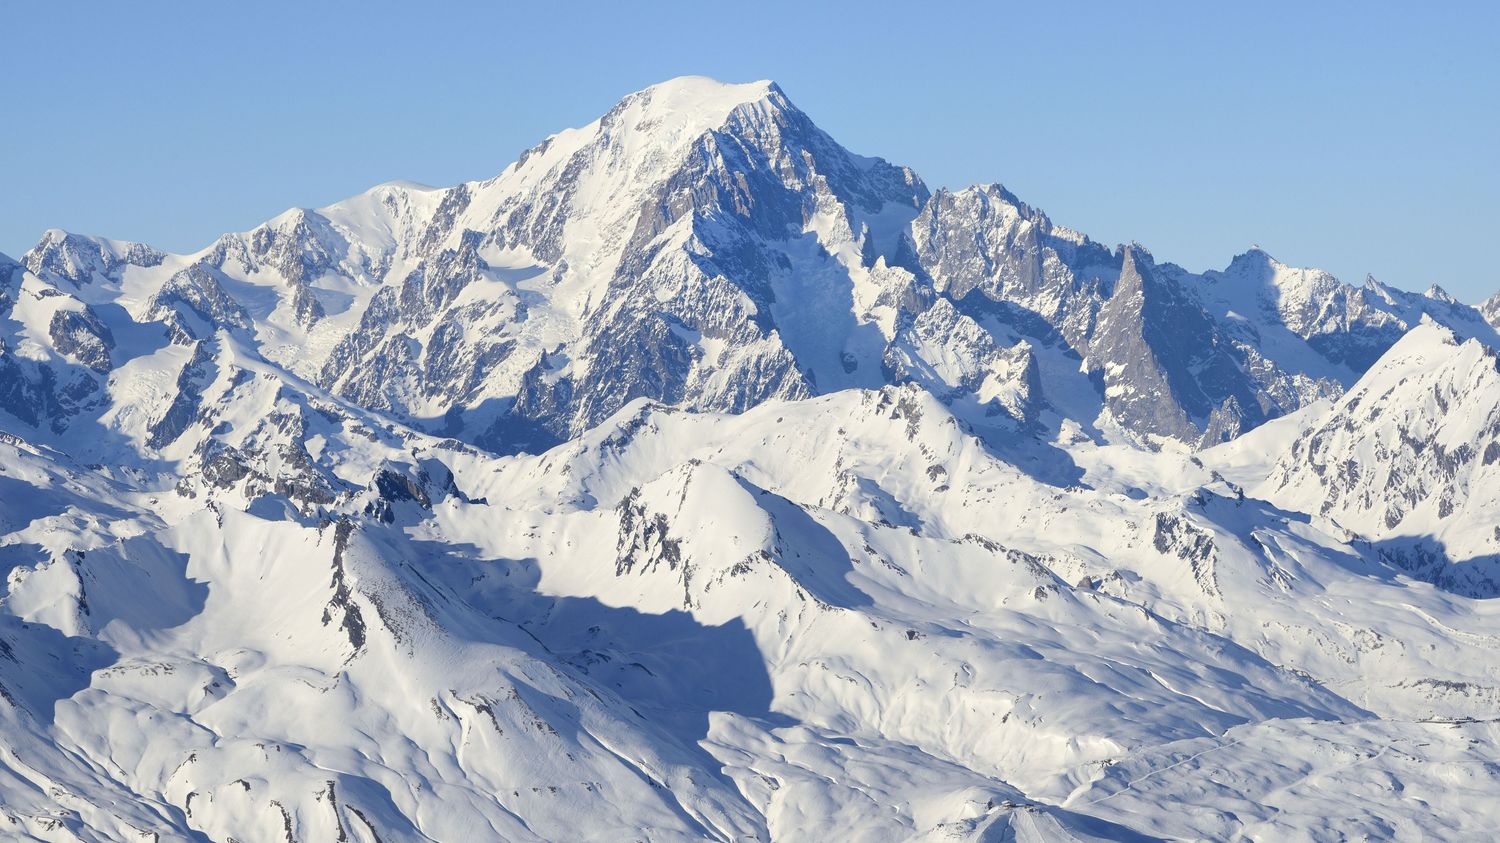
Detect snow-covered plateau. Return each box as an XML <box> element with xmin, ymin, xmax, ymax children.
<box><xmin>0</xmin><ymin>76</ymin><xmax>1497</xmax><ymax>841</ymax></box>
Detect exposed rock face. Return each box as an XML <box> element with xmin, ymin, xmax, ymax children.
<box><xmin>0</xmin><ymin>255</ymin><xmax>111</xmax><ymax>432</ymax></box>
<box><xmin>47</xmin><ymin>306</ymin><xmax>114</xmax><ymax>374</ymax></box>
<box><xmin>146</xmin><ymin>263</ymin><xmax>254</xmax><ymax>343</ymax></box>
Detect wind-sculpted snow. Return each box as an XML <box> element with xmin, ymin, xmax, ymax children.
<box><xmin>1043</xmin><ymin>717</ymin><xmax>1500</xmax><ymax>840</ymax></box>
<box><xmin>1</xmin><ymin>76</ymin><xmax>1499</xmax><ymax>840</ymax></box>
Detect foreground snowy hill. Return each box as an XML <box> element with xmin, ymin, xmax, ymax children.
<box><xmin>2</xmin><ymin>77</ymin><xmax>1499</xmax><ymax>840</ymax></box>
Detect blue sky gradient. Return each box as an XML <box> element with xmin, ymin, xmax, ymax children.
<box><xmin>3</xmin><ymin>1</ymin><xmax>1497</xmax><ymax>300</ymax></box>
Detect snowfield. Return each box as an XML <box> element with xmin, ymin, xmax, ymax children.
<box><xmin>0</xmin><ymin>76</ymin><xmax>1497</xmax><ymax>841</ymax></box>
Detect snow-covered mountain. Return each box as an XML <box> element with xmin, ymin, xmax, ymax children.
<box><xmin>2</xmin><ymin>76</ymin><xmax>1499</xmax><ymax>841</ymax></box>
<box><xmin>17</xmin><ymin>77</ymin><xmax>1496</xmax><ymax>456</ymax></box>
<box><xmin>1261</xmin><ymin>320</ymin><xmax>1500</xmax><ymax>595</ymax></box>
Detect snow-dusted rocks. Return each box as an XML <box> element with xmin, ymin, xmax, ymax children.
<box><xmin>910</xmin><ymin>185</ymin><xmax>1496</xmax><ymax>449</ymax></box>
<box><xmin>2</xmin><ymin>76</ymin><xmax>1500</xmax><ymax>840</ymax></box>
<box><xmin>307</xmin><ymin>77</ymin><xmax>933</xmax><ymax>452</ymax></box>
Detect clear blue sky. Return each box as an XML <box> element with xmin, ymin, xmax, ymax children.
<box><xmin>4</xmin><ymin>1</ymin><xmax>1497</xmax><ymax>300</ymax></box>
